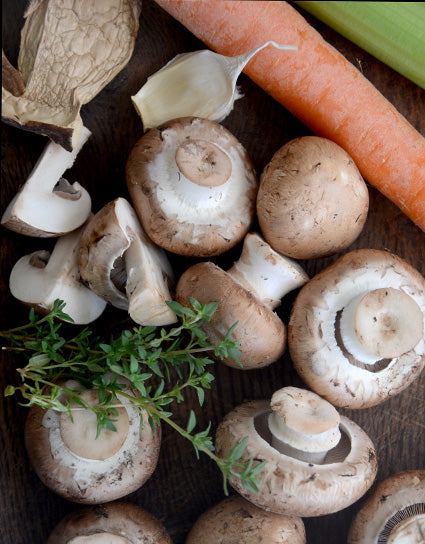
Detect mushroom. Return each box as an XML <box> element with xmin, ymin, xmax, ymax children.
<box><xmin>126</xmin><ymin>117</ymin><xmax>258</xmax><ymax>257</ymax></box>
<box><xmin>288</xmin><ymin>249</ymin><xmax>425</xmax><ymax>408</ymax></box>
<box><xmin>347</xmin><ymin>470</ymin><xmax>425</xmax><ymax>544</ymax></box>
<box><xmin>78</xmin><ymin>197</ymin><xmax>177</xmax><ymax>326</ymax></box>
<box><xmin>24</xmin><ymin>380</ymin><xmax>161</xmax><ymax>504</ymax></box>
<box><xmin>185</xmin><ymin>494</ymin><xmax>306</xmax><ymax>544</ymax></box>
<box><xmin>9</xmin><ymin>222</ymin><xmax>107</xmax><ymax>325</ymax></box>
<box><xmin>176</xmin><ymin>232</ymin><xmax>309</xmax><ymax>369</ymax></box>
<box><xmin>256</xmin><ymin>136</ymin><xmax>369</xmax><ymax>259</ymax></box>
<box><xmin>46</xmin><ymin>502</ymin><xmax>173</xmax><ymax>544</ymax></box>
<box><xmin>215</xmin><ymin>386</ymin><xmax>377</xmax><ymax>517</ymax></box>
<box><xmin>1</xmin><ymin>126</ymin><xmax>92</xmax><ymax>236</ymax></box>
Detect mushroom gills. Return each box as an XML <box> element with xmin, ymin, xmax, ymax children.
<box><xmin>378</xmin><ymin>504</ymin><xmax>425</xmax><ymax>544</ymax></box>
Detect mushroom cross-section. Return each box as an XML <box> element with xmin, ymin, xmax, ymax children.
<box><xmin>176</xmin><ymin>232</ymin><xmax>309</xmax><ymax>369</ymax></box>
<box><xmin>288</xmin><ymin>249</ymin><xmax>425</xmax><ymax>408</ymax></box>
<box><xmin>126</xmin><ymin>116</ymin><xmax>258</xmax><ymax>257</ymax></box>
<box><xmin>348</xmin><ymin>470</ymin><xmax>425</xmax><ymax>544</ymax></box>
<box><xmin>215</xmin><ymin>386</ymin><xmax>377</xmax><ymax>517</ymax></box>
<box><xmin>78</xmin><ymin>197</ymin><xmax>176</xmax><ymax>326</ymax></box>
<box><xmin>256</xmin><ymin>136</ymin><xmax>369</xmax><ymax>259</ymax></box>
<box><xmin>185</xmin><ymin>495</ymin><xmax>306</xmax><ymax>544</ymax></box>
<box><xmin>1</xmin><ymin>126</ymin><xmax>92</xmax><ymax>236</ymax></box>
<box><xmin>24</xmin><ymin>380</ymin><xmax>161</xmax><ymax>504</ymax></box>
<box><xmin>46</xmin><ymin>502</ymin><xmax>173</xmax><ymax>544</ymax></box>
<box><xmin>9</xmin><ymin>222</ymin><xmax>107</xmax><ymax>325</ymax></box>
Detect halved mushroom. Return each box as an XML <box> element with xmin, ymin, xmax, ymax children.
<box><xmin>215</xmin><ymin>386</ymin><xmax>377</xmax><ymax>517</ymax></box>
<box><xmin>288</xmin><ymin>249</ymin><xmax>425</xmax><ymax>408</ymax></box>
<box><xmin>256</xmin><ymin>136</ymin><xmax>369</xmax><ymax>259</ymax></box>
<box><xmin>9</xmin><ymin>222</ymin><xmax>106</xmax><ymax>324</ymax></box>
<box><xmin>185</xmin><ymin>495</ymin><xmax>306</xmax><ymax>544</ymax></box>
<box><xmin>1</xmin><ymin>126</ymin><xmax>92</xmax><ymax>236</ymax></box>
<box><xmin>46</xmin><ymin>502</ymin><xmax>173</xmax><ymax>544</ymax></box>
<box><xmin>78</xmin><ymin>197</ymin><xmax>177</xmax><ymax>326</ymax></box>
<box><xmin>176</xmin><ymin>232</ymin><xmax>309</xmax><ymax>369</ymax></box>
<box><xmin>126</xmin><ymin>117</ymin><xmax>258</xmax><ymax>257</ymax></box>
<box><xmin>25</xmin><ymin>380</ymin><xmax>161</xmax><ymax>504</ymax></box>
<box><xmin>348</xmin><ymin>470</ymin><xmax>425</xmax><ymax>544</ymax></box>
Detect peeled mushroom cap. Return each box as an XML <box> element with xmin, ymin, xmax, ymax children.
<box><xmin>256</xmin><ymin>136</ymin><xmax>369</xmax><ymax>259</ymax></box>
<box><xmin>24</xmin><ymin>381</ymin><xmax>161</xmax><ymax>504</ymax></box>
<box><xmin>126</xmin><ymin>116</ymin><xmax>258</xmax><ymax>257</ymax></box>
<box><xmin>46</xmin><ymin>502</ymin><xmax>173</xmax><ymax>544</ymax></box>
<box><xmin>215</xmin><ymin>393</ymin><xmax>377</xmax><ymax>517</ymax></box>
<box><xmin>78</xmin><ymin>197</ymin><xmax>176</xmax><ymax>326</ymax></box>
<box><xmin>347</xmin><ymin>470</ymin><xmax>425</xmax><ymax>544</ymax></box>
<box><xmin>288</xmin><ymin>249</ymin><xmax>425</xmax><ymax>409</ymax></box>
<box><xmin>9</xmin><ymin>223</ymin><xmax>107</xmax><ymax>324</ymax></box>
<box><xmin>185</xmin><ymin>495</ymin><xmax>306</xmax><ymax>544</ymax></box>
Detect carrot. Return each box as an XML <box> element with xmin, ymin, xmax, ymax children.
<box><xmin>155</xmin><ymin>0</ymin><xmax>425</xmax><ymax>232</ymax></box>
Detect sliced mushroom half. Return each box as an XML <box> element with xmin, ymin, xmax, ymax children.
<box><xmin>46</xmin><ymin>502</ymin><xmax>173</xmax><ymax>544</ymax></box>
<box><xmin>176</xmin><ymin>232</ymin><xmax>309</xmax><ymax>369</ymax></box>
<box><xmin>25</xmin><ymin>380</ymin><xmax>161</xmax><ymax>504</ymax></box>
<box><xmin>215</xmin><ymin>386</ymin><xmax>377</xmax><ymax>517</ymax></box>
<box><xmin>186</xmin><ymin>495</ymin><xmax>306</xmax><ymax>544</ymax></box>
<box><xmin>1</xmin><ymin>126</ymin><xmax>92</xmax><ymax>236</ymax></box>
<box><xmin>126</xmin><ymin>117</ymin><xmax>258</xmax><ymax>257</ymax></box>
<box><xmin>9</xmin><ymin>222</ymin><xmax>106</xmax><ymax>324</ymax></box>
<box><xmin>348</xmin><ymin>470</ymin><xmax>425</xmax><ymax>544</ymax></box>
<box><xmin>78</xmin><ymin>197</ymin><xmax>177</xmax><ymax>326</ymax></box>
<box><xmin>288</xmin><ymin>249</ymin><xmax>425</xmax><ymax>408</ymax></box>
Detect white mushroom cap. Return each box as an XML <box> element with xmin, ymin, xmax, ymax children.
<box><xmin>126</xmin><ymin>117</ymin><xmax>258</xmax><ymax>257</ymax></box>
<box><xmin>46</xmin><ymin>502</ymin><xmax>173</xmax><ymax>544</ymax></box>
<box><xmin>215</xmin><ymin>397</ymin><xmax>377</xmax><ymax>517</ymax></box>
<box><xmin>288</xmin><ymin>249</ymin><xmax>425</xmax><ymax>408</ymax></box>
<box><xmin>268</xmin><ymin>387</ymin><xmax>341</xmax><ymax>464</ymax></box>
<box><xmin>176</xmin><ymin>232</ymin><xmax>308</xmax><ymax>369</ymax></box>
<box><xmin>9</xmin><ymin>223</ymin><xmax>107</xmax><ymax>324</ymax></box>
<box><xmin>1</xmin><ymin>126</ymin><xmax>92</xmax><ymax>237</ymax></box>
<box><xmin>256</xmin><ymin>136</ymin><xmax>369</xmax><ymax>259</ymax></box>
<box><xmin>347</xmin><ymin>470</ymin><xmax>425</xmax><ymax>544</ymax></box>
<box><xmin>24</xmin><ymin>380</ymin><xmax>161</xmax><ymax>504</ymax></box>
<box><xmin>185</xmin><ymin>495</ymin><xmax>306</xmax><ymax>544</ymax></box>
<box><xmin>78</xmin><ymin>198</ymin><xmax>176</xmax><ymax>326</ymax></box>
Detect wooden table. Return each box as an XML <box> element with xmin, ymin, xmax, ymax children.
<box><xmin>1</xmin><ymin>2</ymin><xmax>424</xmax><ymax>543</ymax></box>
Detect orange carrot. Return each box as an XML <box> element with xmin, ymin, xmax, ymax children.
<box><xmin>155</xmin><ymin>0</ymin><xmax>425</xmax><ymax>232</ymax></box>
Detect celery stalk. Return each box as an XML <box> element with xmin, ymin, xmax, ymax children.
<box><xmin>295</xmin><ymin>1</ymin><xmax>425</xmax><ymax>89</ymax></box>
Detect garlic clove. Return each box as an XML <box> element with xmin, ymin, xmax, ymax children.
<box><xmin>132</xmin><ymin>41</ymin><xmax>296</xmax><ymax>131</ymax></box>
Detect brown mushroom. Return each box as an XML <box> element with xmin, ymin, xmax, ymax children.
<box><xmin>46</xmin><ymin>502</ymin><xmax>172</xmax><ymax>544</ymax></box>
<box><xmin>185</xmin><ymin>495</ymin><xmax>306</xmax><ymax>544</ymax></box>
<box><xmin>126</xmin><ymin>117</ymin><xmax>258</xmax><ymax>257</ymax></box>
<box><xmin>215</xmin><ymin>386</ymin><xmax>377</xmax><ymax>517</ymax></box>
<box><xmin>348</xmin><ymin>470</ymin><xmax>425</xmax><ymax>544</ymax></box>
<box><xmin>256</xmin><ymin>136</ymin><xmax>369</xmax><ymax>259</ymax></box>
<box><xmin>24</xmin><ymin>380</ymin><xmax>161</xmax><ymax>504</ymax></box>
<box><xmin>288</xmin><ymin>249</ymin><xmax>425</xmax><ymax>408</ymax></box>
<box><xmin>176</xmin><ymin>232</ymin><xmax>308</xmax><ymax>369</ymax></box>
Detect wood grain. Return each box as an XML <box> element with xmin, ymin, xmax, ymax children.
<box><xmin>1</xmin><ymin>1</ymin><xmax>424</xmax><ymax>543</ymax></box>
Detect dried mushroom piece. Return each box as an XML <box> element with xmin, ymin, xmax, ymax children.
<box><xmin>2</xmin><ymin>0</ymin><xmax>142</xmax><ymax>151</ymax></box>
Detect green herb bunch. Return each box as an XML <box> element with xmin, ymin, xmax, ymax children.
<box><xmin>1</xmin><ymin>298</ymin><xmax>265</xmax><ymax>494</ymax></box>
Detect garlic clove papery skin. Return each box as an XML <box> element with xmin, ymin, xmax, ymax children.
<box><xmin>132</xmin><ymin>41</ymin><xmax>297</xmax><ymax>130</ymax></box>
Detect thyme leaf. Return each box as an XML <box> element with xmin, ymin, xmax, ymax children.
<box><xmin>0</xmin><ymin>298</ymin><xmax>264</xmax><ymax>494</ymax></box>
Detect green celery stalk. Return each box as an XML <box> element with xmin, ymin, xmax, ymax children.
<box><xmin>295</xmin><ymin>1</ymin><xmax>425</xmax><ymax>89</ymax></box>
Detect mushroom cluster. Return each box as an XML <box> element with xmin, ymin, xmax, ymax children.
<box><xmin>289</xmin><ymin>249</ymin><xmax>425</xmax><ymax>408</ymax></box>
<box><xmin>176</xmin><ymin>231</ymin><xmax>309</xmax><ymax>369</ymax></box>
<box><xmin>25</xmin><ymin>379</ymin><xmax>161</xmax><ymax>503</ymax></box>
<box><xmin>215</xmin><ymin>386</ymin><xmax>378</xmax><ymax>517</ymax></box>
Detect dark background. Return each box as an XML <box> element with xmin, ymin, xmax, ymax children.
<box><xmin>1</xmin><ymin>1</ymin><xmax>424</xmax><ymax>543</ymax></box>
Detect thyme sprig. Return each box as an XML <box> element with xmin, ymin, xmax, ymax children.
<box><xmin>1</xmin><ymin>298</ymin><xmax>264</xmax><ymax>494</ymax></box>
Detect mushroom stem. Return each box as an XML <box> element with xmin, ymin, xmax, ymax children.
<box><xmin>388</xmin><ymin>514</ymin><xmax>425</xmax><ymax>544</ymax></box>
<box><xmin>340</xmin><ymin>287</ymin><xmax>424</xmax><ymax>364</ymax></box>
<box><xmin>227</xmin><ymin>233</ymin><xmax>309</xmax><ymax>310</ymax></box>
<box><xmin>268</xmin><ymin>387</ymin><xmax>341</xmax><ymax>464</ymax></box>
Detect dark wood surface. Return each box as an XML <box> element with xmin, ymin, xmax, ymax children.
<box><xmin>1</xmin><ymin>1</ymin><xmax>424</xmax><ymax>543</ymax></box>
